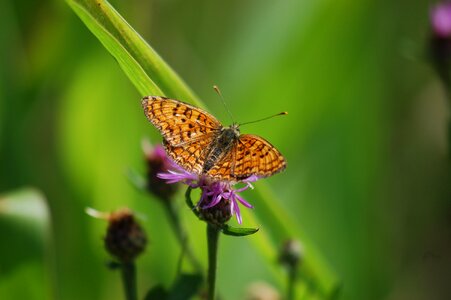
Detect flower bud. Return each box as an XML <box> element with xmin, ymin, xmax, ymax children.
<box><xmin>104</xmin><ymin>208</ymin><xmax>147</xmax><ymax>262</ymax></box>
<box><xmin>143</xmin><ymin>141</ymin><xmax>178</xmax><ymax>201</ymax></box>
<box><xmin>278</xmin><ymin>239</ymin><xmax>303</xmax><ymax>268</ymax></box>
<box><xmin>198</xmin><ymin>196</ymin><xmax>233</xmax><ymax>226</ymax></box>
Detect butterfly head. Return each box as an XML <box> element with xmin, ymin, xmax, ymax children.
<box><xmin>222</xmin><ymin>123</ymin><xmax>240</xmax><ymax>140</ymax></box>
<box><xmin>230</xmin><ymin>123</ymin><xmax>240</xmax><ymax>135</ymax></box>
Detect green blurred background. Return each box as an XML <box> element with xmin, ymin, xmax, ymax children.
<box><xmin>1</xmin><ymin>0</ymin><xmax>451</xmax><ymax>299</ymax></box>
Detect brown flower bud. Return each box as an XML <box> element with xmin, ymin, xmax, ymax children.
<box><xmin>104</xmin><ymin>209</ymin><xmax>147</xmax><ymax>262</ymax></box>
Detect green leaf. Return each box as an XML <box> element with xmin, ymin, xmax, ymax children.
<box><xmin>66</xmin><ymin>0</ymin><xmax>340</xmax><ymax>297</ymax></box>
<box><xmin>144</xmin><ymin>284</ymin><xmax>168</xmax><ymax>300</ymax></box>
<box><xmin>221</xmin><ymin>224</ymin><xmax>259</xmax><ymax>237</ymax></box>
<box><xmin>144</xmin><ymin>274</ymin><xmax>203</xmax><ymax>300</ymax></box>
<box><xmin>169</xmin><ymin>273</ymin><xmax>203</xmax><ymax>300</ymax></box>
<box><xmin>0</xmin><ymin>188</ymin><xmax>54</xmax><ymax>300</ymax></box>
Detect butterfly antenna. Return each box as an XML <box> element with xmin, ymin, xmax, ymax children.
<box><xmin>240</xmin><ymin>111</ymin><xmax>288</xmax><ymax>126</ymax></box>
<box><xmin>213</xmin><ymin>85</ymin><xmax>235</xmax><ymax>124</ymax></box>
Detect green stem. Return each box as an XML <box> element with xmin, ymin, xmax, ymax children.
<box><xmin>120</xmin><ymin>262</ymin><xmax>137</xmax><ymax>300</ymax></box>
<box><xmin>163</xmin><ymin>200</ymin><xmax>203</xmax><ymax>274</ymax></box>
<box><xmin>287</xmin><ymin>266</ymin><xmax>297</xmax><ymax>300</ymax></box>
<box><xmin>206</xmin><ymin>224</ymin><xmax>220</xmax><ymax>300</ymax></box>
<box><xmin>448</xmin><ymin>118</ymin><xmax>451</xmax><ymax>160</ymax></box>
<box><xmin>185</xmin><ymin>186</ymin><xmax>199</xmax><ymax>217</ymax></box>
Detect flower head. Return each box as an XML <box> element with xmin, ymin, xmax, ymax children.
<box><xmin>104</xmin><ymin>208</ymin><xmax>147</xmax><ymax>263</ymax></box>
<box><xmin>430</xmin><ymin>2</ymin><xmax>451</xmax><ymax>84</ymax></box>
<box><xmin>432</xmin><ymin>2</ymin><xmax>451</xmax><ymax>38</ymax></box>
<box><xmin>142</xmin><ymin>140</ymin><xmax>179</xmax><ymax>201</ymax></box>
<box><xmin>158</xmin><ymin>167</ymin><xmax>256</xmax><ymax>224</ymax></box>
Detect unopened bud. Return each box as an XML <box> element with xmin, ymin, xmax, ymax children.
<box><xmin>104</xmin><ymin>208</ymin><xmax>147</xmax><ymax>262</ymax></box>
<box><xmin>278</xmin><ymin>239</ymin><xmax>303</xmax><ymax>268</ymax></box>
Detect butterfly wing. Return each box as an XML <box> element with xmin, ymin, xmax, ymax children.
<box><xmin>142</xmin><ymin>96</ymin><xmax>222</xmax><ymax>146</ymax></box>
<box><xmin>206</xmin><ymin>134</ymin><xmax>286</xmax><ymax>181</ymax></box>
<box><xmin>205</xmin><ymin>147</ymin><xmax>236</xmax><ymax>181</ymax></box>
<box><xmin>233</xmin><ymin>134</ymin><xmax>286</xmax><ymax>180</ymax></box>
<box><xmin>163</xmin><ymin>135</ymin><xmax>216</xmax><ymax>175</ymax></box>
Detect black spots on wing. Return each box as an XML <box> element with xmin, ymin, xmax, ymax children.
<box><xmin>188</xmin><ymin>124</ymin><xmax>194</xmax><ymax>129</ymax></box>
<box><xmin>245</xmin><ymin>150</ymin><xmax>250</xmax><ymax>155</ymax></box>
<box><xmin>183</xmin><ymin>109</ymin><xmax>192</xmax><ymax>118</ymax></box>
<box><xmin>259</xmin><ymin>150</ymin><xmax>270</xmax><ymax>159</ymax></box>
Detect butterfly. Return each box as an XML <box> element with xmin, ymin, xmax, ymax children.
<box><xmin>142</xmin><ymin>96</ymin><xmax>286</xmax><ymax>181</ymax></box>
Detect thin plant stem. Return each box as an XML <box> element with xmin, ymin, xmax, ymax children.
<box><xmin>207</xmin><ymin>224</ymin><xmax>220</xmax><ymax>300</ymax></box>
<box><xmin>287</xmin><ymin>266</ymin><xmax>297</xmax><ymax>300</ymax></box>
<box><xmin>120</xmin><ymin>262</ymin><xmax>137</xmax><ymax>300</ymax></box>
<box><xmin>163</xmin><ymin>199</ymin><xmax>203</xmax><ymax>274</ymax></box>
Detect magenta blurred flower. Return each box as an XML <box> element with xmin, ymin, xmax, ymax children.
<box><xmin>431</xmin><ymin>2</ymin><xmax>451</xmax><ymax>38</ymax></box>
<box><xmin>142</xmin><ymin>140</ymin><xmax>180</xmax><ymax>200</ymax></box>
<box><xmin>430</xmin><ymin>2</ymin><xmax>451</xmax><ymax>85</ymax></box>
<box><xmin>158</xmin><ymin>168</ymin><xmax>256</xmax><ymax>224</ymax></box>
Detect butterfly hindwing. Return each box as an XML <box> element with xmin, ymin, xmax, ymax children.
<box><xmin>205</xmin><ymin>147</ymin><xmax>236</xmax><ymax>181</ymax></box>
<box><xmin>232</xmin><ymin>134</ymin><xmax>286</xmax><ymax>179</ymax></box>
<box><xmin>163</xmin><ymin>134</ymin><xmax>216</xmax><ymax>175</ymax></box>
<box><xmin>206</xmin><ymin>134</ymin><xmax>286</xmax><ymax>180</ymax></box>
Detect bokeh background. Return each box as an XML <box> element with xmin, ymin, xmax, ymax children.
<box><xmin>1</xmin><ymin>0</ymin><xmax>451</xmax><ymax>299</ymax></box>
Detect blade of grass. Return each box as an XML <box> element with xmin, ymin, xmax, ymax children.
<box><xmin>66</xmin><ymin>0</ymin><xmax>200</xmax><ymax>104</ymax></box>
<box><xmin>66</xmin><ymin>0</ymin><xmax>340</xmax><ymax>297</ymax></box>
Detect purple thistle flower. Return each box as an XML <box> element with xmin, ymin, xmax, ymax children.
<box><xmin>142</xmin><ymin>140</ymin><xmax>180</xmax><ymax>201</ymax></box>
<box><xmin>430</xmin><ymin>2</ymin><xmax>451</xmax><ymax>86</ymax></box>
<box><xmin>431</xmin><ymin>2</ymin><xmax>451</xmax><ymax>38</ymax></box>
<box><xmin>158</xmin><ymin>165</ymin><xmax>257</xmax><ymax>224</ymax></box>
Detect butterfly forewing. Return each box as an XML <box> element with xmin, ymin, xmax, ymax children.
<box><xmin>142</xmin><ymin>96</ymin><xmax>221</xmax><ymax>146</ymax></box>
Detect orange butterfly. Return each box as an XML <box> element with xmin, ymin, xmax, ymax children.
<box><xmin>142</xmin><ymin>96</ymin><xmax>286</xmax><ymax>181</ymax></box>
